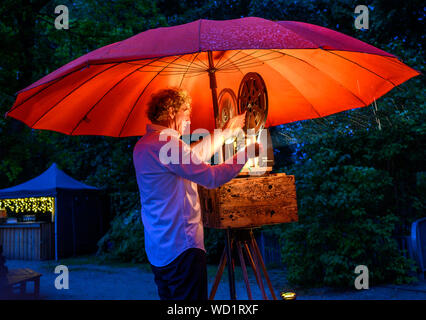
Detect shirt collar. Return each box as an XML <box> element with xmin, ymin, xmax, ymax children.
<box><xmin>146</xmin><ymin>123</ymin><xmax>181</xmax><ymax>139</ymax></box>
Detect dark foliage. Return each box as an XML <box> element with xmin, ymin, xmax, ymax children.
<box><xmin>0</xmin><ymin>0</ymin><xmax>424</xmax><ymax>287</ymax></box>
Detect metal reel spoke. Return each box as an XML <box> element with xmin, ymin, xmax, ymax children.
<box><xmin>237</xmin><ymin>72</ymin><xmax>268</xmax><ymax>135</ymax></box>
<box><xmin>218</xmin><ymin>88</ymin><xmax>238</xmax><ymax>129</ymax></box>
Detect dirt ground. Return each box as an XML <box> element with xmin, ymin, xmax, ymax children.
<box><xmin>2</xmin><ymin>256</ymin><xmax>426</xmax><ymax>300</ymax></box>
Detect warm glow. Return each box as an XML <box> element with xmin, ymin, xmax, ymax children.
<box><xmin>0</xmin><ymin>197</ymin><xmax>55</xmax><ymax>218</ymax></box>
<box><xmin>280</xmin><ymin>291</ymin><xmax>296</xmax><ymax>300</ymax></box>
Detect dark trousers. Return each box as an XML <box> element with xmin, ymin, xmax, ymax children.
<box><xmin>150</xmin><ymin>248</ymin><xmax>208</xmax><ymax>301</ymax></box>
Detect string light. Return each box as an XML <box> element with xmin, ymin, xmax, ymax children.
<box><xmin>0</xmin><ymin>197</ymin><xmax>55</xmax><ymax>218</ymax></box>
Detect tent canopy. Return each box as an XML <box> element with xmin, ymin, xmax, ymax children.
<box><xmin>0</xmin><ymin>163</ymin><xmax>98</xmax><ymax>199</ymax></box>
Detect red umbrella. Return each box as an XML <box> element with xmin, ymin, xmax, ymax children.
<box><xmin>6</xmin><ymin>17</ymin><xmax>419</xmax><ymax>136</ymax></box>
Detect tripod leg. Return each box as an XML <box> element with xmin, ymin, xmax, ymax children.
<box><xmin>209</xmin><ymin>248</ymin><xmax>227</xmax><ymax>300</ymax></box>
<box><xmin>226</xmin><ymin>228</ymin><xmax>236</xmax><ymax>300</ymax></box>
<box><xmin>251</xmin><ymin>233</ymin><xmax>278</xmax><ymax>300</ymax></box>
<box><xmin>248</xmin><ymin>240</ymin><xmax>268</xmax><ymax>300</ymax></box>
<box><xmin>243</xmin><ymin>242</ymin><xmax>261</xmax><ymax>288</ymax></box>
<box><xmin>243</xmin><ymin>242</ymin><xmax>268</xmax><ymax>300</ymax></box>
<box><xmin>236</xmin><ymin>241</ymin><xmax>253</xmax><ymax>300</ymax></box>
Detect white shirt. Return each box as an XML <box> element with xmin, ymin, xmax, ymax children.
<box><xmin>133</xmin><ymin>123</ymin><xmax>246</xmax><ymax>267</ymax></box>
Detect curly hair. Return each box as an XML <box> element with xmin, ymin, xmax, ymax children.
<box><xmin>146</xmin><ymin>88</ymin><xmax>192</xmax><ymax>123</ymax></box>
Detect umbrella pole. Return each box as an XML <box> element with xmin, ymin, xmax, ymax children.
<box><xmin>208</xmin><ymin>50</ymin><xmax>237</xmax><ymax>300</ymax></box>
<box><xmin>207</xmin><ymin>51</ymin><xmax>219</xmax><ymax>129</ymax></box>
<box><xmin>207</xmin><ymin>51</ymin><xmax>226</xmax><ymax>163</ymax></box>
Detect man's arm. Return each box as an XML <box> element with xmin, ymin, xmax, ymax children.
<box><xmin>165</xmin><ymin>137</ymin><xmax>258</xmax><ymax>189</ymax></box>
<box><xmin>190</xmin><ymin>130</ymin><xmax>228</xmax><ymax>163</ymax></box>
<box><xmin>190</xmin><ymin>112</ymin><xmax>246</xmax><ymax>162</ymax></box>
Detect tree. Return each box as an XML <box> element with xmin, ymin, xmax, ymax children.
<box><xmin>0</xmin><ymin>0</ymin><xmax>423</xmax><ymax>287</ymax></box>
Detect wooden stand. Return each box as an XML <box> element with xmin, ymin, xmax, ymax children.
<box><xmin>209</xmin><ymin>228</ymin><xmax>277</xmax><ymax>300</ymax></box>
<box><xmin>199</xmin><ymin>173</ymin><xmax>298</xmax><ymax>229</ymax></box>
<box><xmin>200</xmin><ymin>173</ymin><xmax>297</xmax><ymax>300</ymax></box>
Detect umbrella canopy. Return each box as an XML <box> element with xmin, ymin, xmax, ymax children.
<box><xmin>6</xmin><ymin>17</ymin><xmax>419</xmax><ymax>137</ymax></box>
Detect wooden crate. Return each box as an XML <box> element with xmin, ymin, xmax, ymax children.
<box><xmin>198</xmin><ymin>172</ymin><xmax>298</xmax><ymax>229</ymax></box>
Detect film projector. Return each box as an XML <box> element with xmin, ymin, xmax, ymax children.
<box><xmin>197</xmin><ymin>72</ymin><xmax>298</xmax><ymax>300</ymax></box>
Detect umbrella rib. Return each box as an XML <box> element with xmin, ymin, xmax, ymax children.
<box><xmin>125</xmin><ymin>57</ymin><xmax>207</xmax><ymax>72</ymax></box>
<box><xmin>178</xmin><ymin>54</ymin><xmax>208</xmax><ymax>70</ymax></box>
<box><xmin>179</xmin><ymin>52</ymin><xmax>201</xmax><ymax>88</ymax></box>
<box><xmin>218</xmin><ymin>59</ymin><xmax>274</xmax><ymax>71</ymax></box>
<box><xmin>156</xmin><ymin>64</ymin><xmax>203</xmax><ymax>71</ymax></box>
<box><xmin>219</xmin><ymin>59</ymin><xmax>244</xmax><ymax>76</ymax></box>
<box><xmin>215</xmin><ymin>50</ymin><xmax>243</xmax><ymax>70</ymax></box>
<box><xmin>142</xmin><ymin>60</ymin><xmax>205</xmax><ymax>71</ymax></box>
<box><xmin>218</xmin><ymin>56</ymin><xmax>275</xmax><ymax>71</ymax></box>
<box><xmin>214</xmin><ymin>51</ymin><xmax>227</xmax><ymax>68</ymax></box>
<box><xmin>272</xmin><ymin>49</ymin><xmax>369</xmax><ymax>107</ymax></box>
<box><xmin>225</xmin><ymin>49</ymin><xmax>328</xmax><ymax>121</ymax></box>
<box><xmin>381</xmin><ymin>54</ymin><xmax>422</xmax><ymax>75</ymax></box>
<box><xmin>322</xmin><ymin>50</ymin><xmax>399</xmax><ymax>89</ymax></box>
<box><xmin>194</xmin><ymin>54</ymin><xmax>209</xmax><ymax>69</ymax></box>
<box><xmin>215</xmin><ymin>50</ymin><xmax>245</xmax><ymax>76</ymax></box>
<box><xmin>70</xmin><ymin>57</ymin><xmax>163</xmax><ymax>135</ymax></box>
<box><xmin>131</xmin><ymin>67</ymin><xmax>205</xmax><ymax>74</ymax></box>
<box><xmin>229</xmin><ymin>51</ymin><xmax>283</xmax><ymax>67</ymax></box>
<box><xmin>219</xmin><ymin>61</ymin><xmax>264</xmax><ymax>71</ymax></box>
<box><xmin>30</xmin><ymin>63</ymin><xmax>122</xmax><ymax>129</ymax></box>
<box><xmin>218</xmin><ymin>50</ymin><xmax>281</xmax><ymax>70</ymax></box>
<box><xmin>218</xmin><ymin>50</ymin><xmax>268</xmax><ymax>70</ymax></box>
<box><xmin>8</xmin><ymin>66</ymin><xmax>87</xmax><ymax>115</ymax></box>
<box><xmin>130</xmin><ymin>53</ymin><xmax>207</xmax><ymax>74</ymax></box>
<box><xmin>177</xmin><ymin>71</ymin><xmax>209</xmax><ymax>79</ymax></box>
<box><xmin>260</xmin><ymin>52</ymin><xmax>324</xmax><ymax>120</ymax></box>
<box><xmin>156</xmin><ymin>71</ymin><xmax>207</xmax><ymax>76</ymax></box>
<box><xmin>216</xmin><ymin>50</ymin><xmax>283</xmax><ymax>74</ymax></box>
<box><xmin>131</xmin><ymin>69</ymin><xmax>206</xmax><ymax>75</ymax></box>
<box><xmin>127</xmin><ymin>62</ymin><xmax>203</xmax><ymax>73</ymax></box>
<box><xmin>132</xmin><ymin>64</ymin><xmax>200</xmax><ymax>71</ymax></box>
<box><xmin>118</xmin><ymin>56</ymin><xmax>182</xmax><ymax>137</ymax></box>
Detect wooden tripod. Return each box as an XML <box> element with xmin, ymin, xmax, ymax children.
<box><xmin>209</xmin><ymin>228</ymin><xmax>278</xmax><ymax>300</ymax></box>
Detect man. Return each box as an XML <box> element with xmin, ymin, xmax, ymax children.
<box><xmin>133</xmin><ymin>88</ymin><xmax>261</xmax><ymax>300</ymax></box>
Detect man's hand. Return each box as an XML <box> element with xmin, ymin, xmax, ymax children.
<box><xmin>223</xmin><ymin>112</ymin><xmax>246</xmax><ymax>138</ymax></box>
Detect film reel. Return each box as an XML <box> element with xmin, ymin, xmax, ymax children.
<box><xmin>217</xmin><ymin>88</ymin><xmax>238</xmax><ymax>129</ymax></box>
<box><xmin>237</xmin><ymin>72</ymin><xmax>268</xmax><ymax>135</ymax></box>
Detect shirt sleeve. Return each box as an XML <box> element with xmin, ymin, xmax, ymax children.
<box><xmin>163</xmin><ymin>137</ymin><xmax>247</xmax><ymax>189</ymax></box>
<box><xmin>190</xmin><ymin>131</ymin><xmax>226</xmax><ymax>163</ymax></box>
